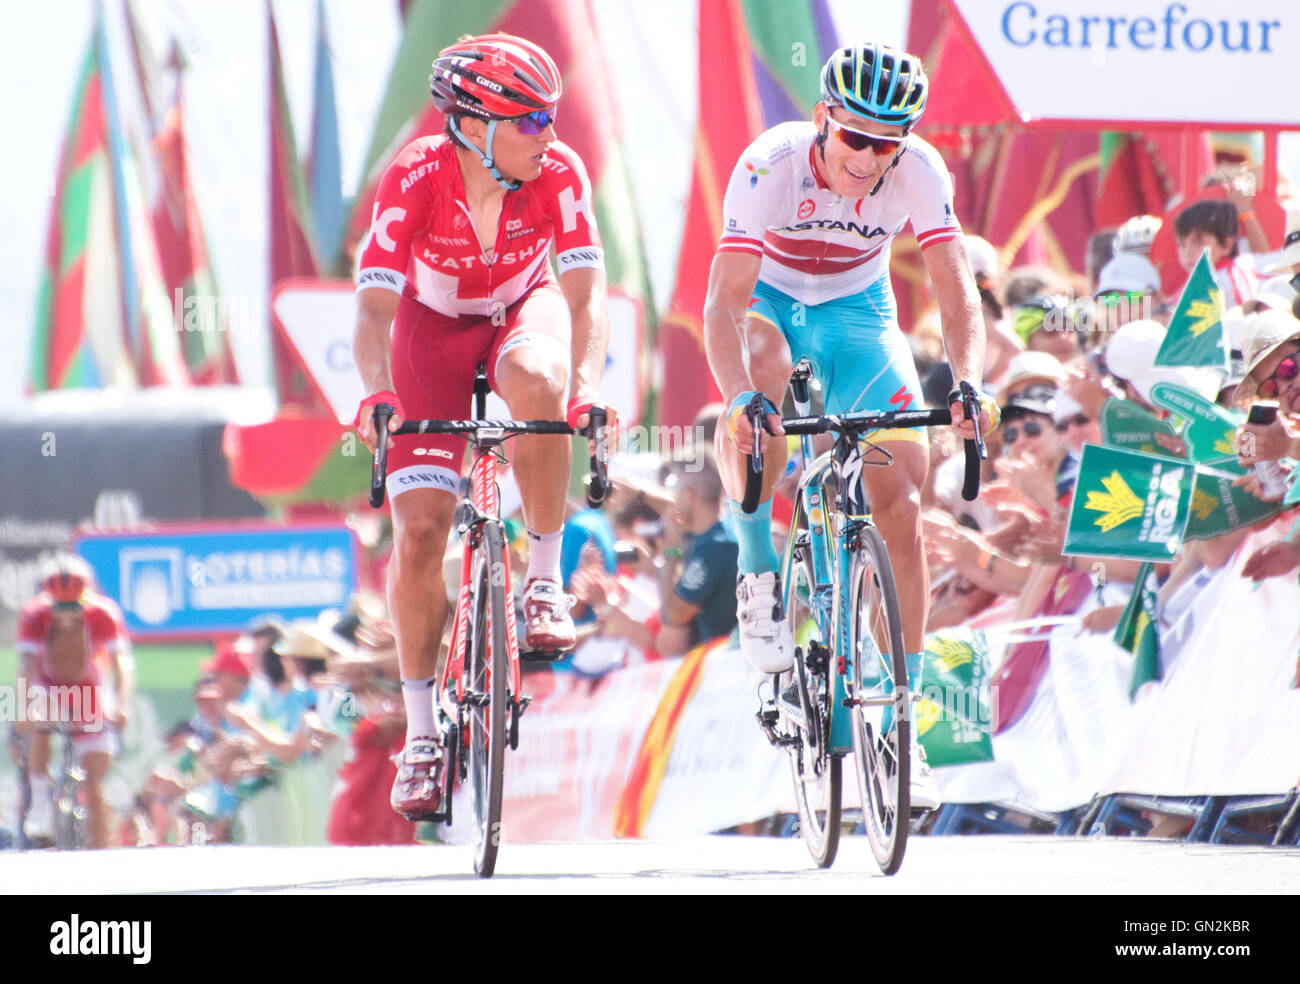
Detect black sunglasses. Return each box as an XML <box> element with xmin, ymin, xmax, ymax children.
<box><xmin>1002</xmin><ymin>419</ymin><xmax>1045</xmax><ymax>444</ymax></box>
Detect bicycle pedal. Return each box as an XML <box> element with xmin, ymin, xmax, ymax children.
<box><xmin>520</xmin><ymin>648</ymin><xmax>566</xmax><ymax>663</ymax></box>
<box><xmin>399</xmin><ymin>807</ymin><xmax>450</xmax><ymax>825</ymax></box>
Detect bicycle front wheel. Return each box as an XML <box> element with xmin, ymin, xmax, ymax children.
<box><xmin>785</xmin><ymin>523</ymin><xmax>841</xmax><ymax>868</ymax></box>
<box><xmin>848</xmin><ymin>524</ymin><xmax>909</xmax><ymax>875</ymax></box>
<box><xmin>466</xmin><ymin>521</ymin><xmax>508</xmax><ymax>878</ymax></box>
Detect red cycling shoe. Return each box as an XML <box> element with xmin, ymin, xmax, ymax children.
<box><xmin>522</xmin><ymin>577</ymin><xmax>576</xmax><ymax>652</ymax></box>
<box><xmin>390</xmin><ymin>736</ymin><xmax>444</xmax><ymax>819</ymax></box>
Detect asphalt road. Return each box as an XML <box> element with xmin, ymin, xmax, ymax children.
<box><xmin>3</xmin><ymin>835</ymin><xmax>1298</xmax><ymax>894</ymax></box>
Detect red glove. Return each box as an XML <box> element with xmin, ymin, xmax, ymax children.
<box><xmin>354</xmin><ymin>391</ymin><xmax>405</xmax><ymax>432</ymax></box>
<box><xmin>566</xmin><ymin>397</ymin><xmax>619</xmax><ymax>441</ymax></box>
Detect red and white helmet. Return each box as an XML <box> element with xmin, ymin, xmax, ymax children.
<box><xmin>429</xmin><ymin>34</ymin><xmax>562</xmax><ymax>120</ymax></box>
<box><xmin>41</xmin><ymin>553</ymin><xmax>93</xmax><ymax>604</ymax></box>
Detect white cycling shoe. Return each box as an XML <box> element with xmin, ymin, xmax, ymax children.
<box><xmin>737</xmin><ymin>571</ymin><xmax>795</xmax><ymax>674</ymax></box>
<box><xmin>909</xmin><ymin>741</ymin><xmax>941</xmax><ymax>812</ymax></box>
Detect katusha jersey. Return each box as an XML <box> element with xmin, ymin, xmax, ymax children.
<box><xmin>357</xmin><ymin>136</ymin><xmax>604</xmax><ymax>319</ymax></box>
<box><xmin>18</xmin><ymin>592</ymin><xmax>130</xmax><ymax>682</ymax></box>
<box><xmin>718</xmin><ymin>122</ymin><xmax>960</xmax><ymax>305</ymax></box>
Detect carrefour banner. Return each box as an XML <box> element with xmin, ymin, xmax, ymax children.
<box><xmin>954</xmin><ymin>0</ymin><xmax>1300</xmax><ymax>125</ymax></box>
<box><xmin>75</xmin><ymin>523</ymin><xmax>358</xmax><ymax>638</ymax></box>
<box><xmin>1064</xmin><ymin>444</ymin><xmax>1194</xmax><ymax>560</ymax></box>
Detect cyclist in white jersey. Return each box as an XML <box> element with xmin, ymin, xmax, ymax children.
<box><xmin>704</xmin><ymin>43</ymin><xmax>992</xmax><ymax>810</ymax></box>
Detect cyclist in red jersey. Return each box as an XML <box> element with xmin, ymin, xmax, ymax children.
<box><xmin>353</xmin><ymin>34</ymin><xmax>614</xmax><ymax>819</ymax></box>
<box><xmin>16</xmin><ymin>554</ymin><xmax>135</xmax><ymax>848</ymax></box>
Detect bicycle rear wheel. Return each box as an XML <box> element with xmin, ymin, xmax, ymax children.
<box><xmin>848</xmin><ymin>524</ymin><xmax>909</xmax><ymax>875</ymax></box>
<box><xmin>785</xmin><ymin>525</ymin><xmax>841</xmax><ymax>868</ymax></box>
<box><xmin>465</xmin><ymin>521</ymin><xmax>508</xmax><ymax>877</ymax></box>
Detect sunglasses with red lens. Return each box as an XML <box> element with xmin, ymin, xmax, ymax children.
<box><xmin>514</xmin><ymin>108</ymin><xmax>557</xmax><ymax>135</ymax></box>
<box><xmin>824</xmin><ymin>115</ymin><xmax>905</xmax><ymax>156</ymax></box>
<box><xmin>1258</xmin><ymin>354</ymin><xmax>1299</xmax><ymax>400</ymax></box>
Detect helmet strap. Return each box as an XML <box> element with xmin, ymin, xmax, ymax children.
<box><xmin>869</xmin><ymin>147</ymin><xmax>906</xmax><ymax>198</ymax></box>
<box><xmin>448</xmin><ymin>116</ymin><xmax>521</xmax><ymax>192</ymax></box>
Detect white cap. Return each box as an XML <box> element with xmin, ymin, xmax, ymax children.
<box><xmin>1052</xmin><ymin>391</ymin><xmax>1085</xmax><ymax>425</ymax></box>
<box><xmin>1104</xmin><ymin>319</ymin><xmax>1222</xmax><ymax>404</ymax></box>
<box><xmin>1246</xmin><ymin>274</ymin><xmax>1297</xmax><ymax>314</ymax></box>
<box><xmin>1262</xmin><ymin>210</ymin><xmax>1300</xmax><ymax>274</ymax></box>
<box><xmin>995</xmin><ymin>350</ymin><xmax>1066</xmax><ymax>407</ymax></box>
<box><xmin>965</xmin><ymin>234</ymin><xmax>1000</xmax><ymax>283</ymax></box>
<box><xmin>1096</xmin><ymin>253</ymin><xmax>1162</xmax><ymax>295</ymax></box>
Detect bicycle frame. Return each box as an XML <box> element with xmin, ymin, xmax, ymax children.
<box><xmin>440</xmin><ymin>437</ymin><xmax>522</xmax><ymax>716</ymax></box>
<box><xmin>780</xmin><ymin>389</ymin><xmax>887</xmax><ymax>756</ymax></box>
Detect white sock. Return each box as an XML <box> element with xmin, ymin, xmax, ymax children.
<box><xmin>525</xmin><ymin>528</ymin><xmax>564</xmax><ymax>582</ymax></box>
<box><xmin>401</xmin><ymin>677</ymin><xmax>437</xmax><ymax>744</ymax></box>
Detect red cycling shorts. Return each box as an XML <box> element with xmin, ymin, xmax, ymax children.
<box><xmin>387</xmin><ymin>277</ymin><xmax>571</xmax><ymax>500</ymax></box>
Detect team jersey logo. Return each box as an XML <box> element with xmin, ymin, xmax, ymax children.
<box><xmin>372</xmin><ymin>206</ymin><xmax>406</xmax><ymax>252</ymax></box>
<box><xmin>797</xmin><ymin>199</ymin><xmax>815</xmax><ymax>220</ymax></box>
<box><xmin>744</xmin><ymin>161</ymin><xmax>770</xmax><ymax>187</ymax></box>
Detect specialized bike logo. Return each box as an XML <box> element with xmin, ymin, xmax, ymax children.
<box><xmin>745</xmin><ymin>161</ymin><xmax>770</xmax><ymax>187</ymax></box>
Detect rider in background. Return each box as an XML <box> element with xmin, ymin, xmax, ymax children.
<box><xmin>703</xmin><ymin>43</ymin><xmax>990</xmax><ymax>810</ymax></box>
<box><xmin>16</xmin><ymin>554</ymin><xmax>134</xmax><ymax>848</ymax></box>
<box><xmin>352</xmin><ymin>34</ymin><xmax>614</xmax><ymax>820</ymax></box>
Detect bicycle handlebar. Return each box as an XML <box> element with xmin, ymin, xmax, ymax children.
<box><xmin>367</xmin><ymin>405</ymin><xmax>609</xmax><ymax>509</ymax></box>
<box><xmin>740</xmin><ymin>396</ymin><xmax>987</xmax><ymax>510</ymax></box>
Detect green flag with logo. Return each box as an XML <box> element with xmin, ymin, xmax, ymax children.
<box><xmin>1183</xmin><ymin>463</ymin><xmax>1284</xmax><ymax>540</ymax></box>
<box><xmin>1114</xmin><ymin>561</ymin><xmax>1161</xmax><ymax>700</ymax></box>
<box><xmin>1154</xmin><ymin>249</ymin><xmax>1229</xmax><ymax>374</ymax></box>
<box><xmin>1064</xmin><ymin>445</ymin><xmax>1194</xmax><ymax>561</ymax></box>
<box><xmin>1098</xmin><ymin>398</ymin><xmax>1183</xmax><ymax>458</ymax></box>
<box><xmin>916</xmin><ymin>627</ymin><xmax>994</xmax><ymax>768</ymax></box>
<box><xmin>1148</xmin><ymin>382</ymin><xmax>1241</xmax><ymax>464</ymax></box>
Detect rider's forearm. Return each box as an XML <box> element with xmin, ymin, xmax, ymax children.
<box><xmin>354</xmin><ymin>293</ymin><xmax>398</xmax><ymax>395</ymax></box>
<box><xmin>938</xmin><ymin>303</ymin><xmax>986</xmax><ymax>388</ymax></box>
<box><xmin>560</xmin><ymin>267</ymin><xmax>610</xmax><ymax>400</ymax></box>
<box><xmin>925</xmin><ymin>241</ymin><xmax>986</xmax><ymax>386</ymax></box>
<box><xmin>703</xmin><ymin>302</ymin><xmax>753</xmax><ymax>399</ymax></box>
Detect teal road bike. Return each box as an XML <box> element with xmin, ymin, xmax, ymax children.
<box><xmin>744</xmin><ymin>362</ymin><xmax>984</xmax><ymax>874</ymax></box>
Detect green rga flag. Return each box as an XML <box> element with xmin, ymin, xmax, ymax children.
<box><xmin>1064</xmin><ymin>444</ymin><xmax>1194</xmax><ymax>561</ymax></box>
<box><xmin>1154</xmin><ymin>249</ymin><xmax>1230</xmax><ymax>375</ymax></box>
<box><xmin>1099</xmin><ymin>398</ymin><xmax>1183</xmax><ymax>458</ymax></box>
<box><xmin>1114</xmin><ymin>561</ymin><xmax>1161</xmax><ymax>700</ymax></box>
<box><xmin>1148</xmin><ymin>382</ymin><xmax>1240</xmax><ymax>463</ymax></box>
<box><xmin>916</xmin><ymin>627</ymin><xmax>994</xmax><ymax>768</ymax></box>
<box><xmin>1184</xmin><ymin>464</ymin><xmax>1284</xmax><ymax>540</ymax></box>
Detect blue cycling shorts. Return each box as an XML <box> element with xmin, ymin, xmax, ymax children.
<box><xmin>746</xmin><ymin>278</ymin><xmax>925</xmax><ymax>444</ymax></box>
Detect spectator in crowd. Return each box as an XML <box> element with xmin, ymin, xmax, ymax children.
<box><xmin>1174</xmin><ymin>199</ymin><xmax>1257</xmax><ymax>308</ymax></box>
<box><xmin>1094</xmin><ymin>252</ymin><xmax>1164</xmax><ymax>335</ymax></box>
<box><xmin>568</xmin><ymin>496</ymin><xmax>666</xmax><ymax>670</ymax></box>
<box><xmin>1259</xmin><ymin>210</ymin><xmax>1300</xmax><ymax>318</ymax></box>
<box><xmin>965</xmin><ymin>234</ymin><xmax>1022</xmax><ymax>385</ymax></box>
<box><xmin>1012</xmin><ymin>294</ymin><xmax>1082</xmax><ymax>364</ymax></box>
<box><xmin>1052</xmin><ymin>392</ymin><xmax>1101</xmax><ymax>456</ymax></box>
<box><xmin>1201</xmin><ymin>162</ymin><xmax>1271</xmax><ymax>257</ymax></box>
<box><xmin>650</xmin><ymin>458</ymin><xmax>739</xmax><ymax>657</ymax></box>
<box><xmin>1086</xmin><ymin>228</ymin><xmax>1119</xmax><ymax>293</ymax></box>
<box><xmin>1112</xmin><ymin>215</ymin><xmax>1161</xmax><ymax>258</ymax></box>
<box><xmin>1001</xmin><ymin>266</ymin><xmax>1068</xmax><ymax>310</ymax></box>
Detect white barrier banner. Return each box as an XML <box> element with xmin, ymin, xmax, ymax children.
<box><xmin>937</xmin><ymin>524</ymin><xmax>1300</xmax><ymax>810</ymax></box>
